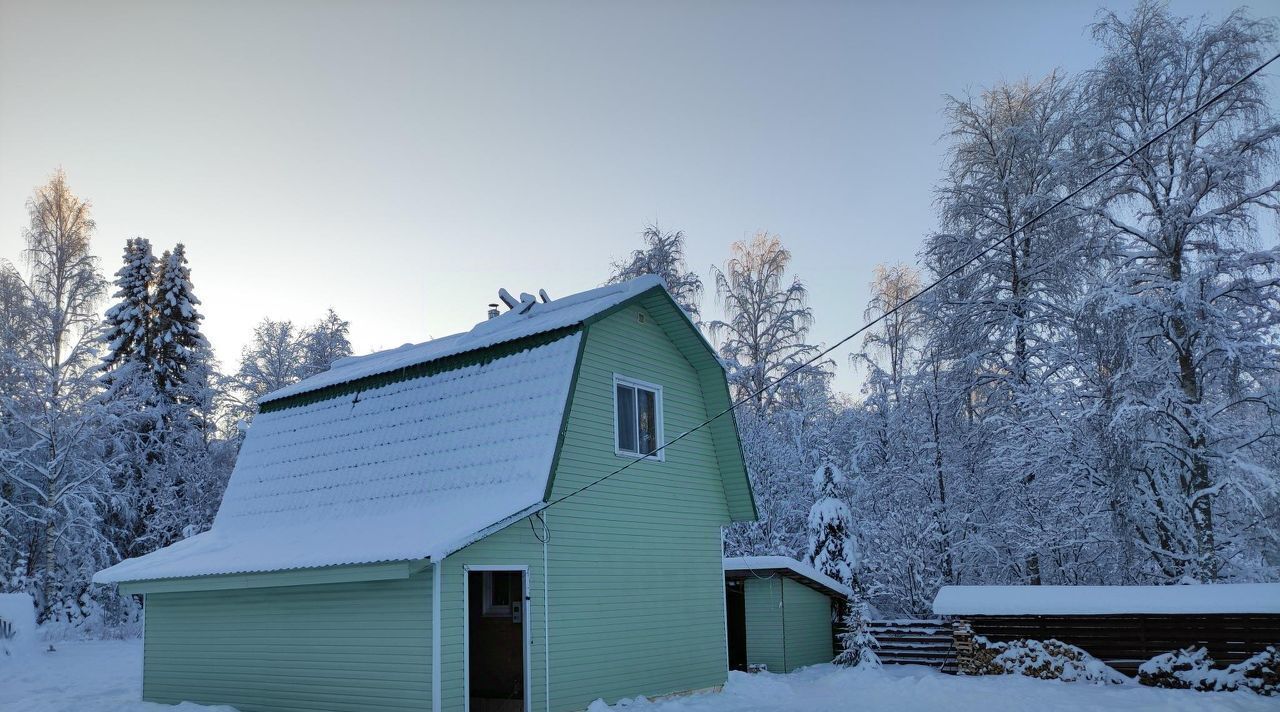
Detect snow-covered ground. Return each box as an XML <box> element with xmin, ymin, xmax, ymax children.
<box><xmin>0</xmin><ymin>640</ymin><xmax>232</xmax><ymax>712</ymax></box>
<box><xmin>3</xmin><ymin>639</ymin><xmax>1273</xmax><ymax>712</ymax></box>
<box><xmin>592</xmin><ymin>665</ymin><xmax>1275</xmax><ymax>712</ymax></box>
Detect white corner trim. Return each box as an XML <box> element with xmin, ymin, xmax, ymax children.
<box><xmin>543</xmin><ymin>517</ymin><xmax>552</xmax><ymax>712</ymax></box>
<box><xmin>432</xmin><ymin>559</ymin><xmax>442</xmax><ymax>712</ymax></box>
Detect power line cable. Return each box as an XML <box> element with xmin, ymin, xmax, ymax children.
<box><xmin>543</xmin><ymin>49</ymin><xmax>1280</xmax><ymax>512</ymax></box>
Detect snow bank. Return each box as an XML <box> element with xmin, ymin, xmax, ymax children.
<box><xmin>724</xmin><ymin>556</ymin><xmax>852</xmax><ymax>598</ymax></box>
<box><xmin>0</xmin><ymin>592</ymin><xmax>38</xmax><ymax>658</ymax></box>
<box><xmin>933</xmin><ymin>583</ymin><xmax>1280</xmax><ymax>616</ymax></box>
<box><xmin>584</xmin><ymin>664</ymin><xmax>1275</xmax><ymax>711</ymax></box>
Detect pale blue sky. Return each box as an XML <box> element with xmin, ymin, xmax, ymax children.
<box><xmin>1</xmin><ymin>0</ymin><xmax>1273</xmax><ymax>393</ymax></box>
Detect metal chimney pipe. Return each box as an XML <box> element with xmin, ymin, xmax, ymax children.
<box><xmin>487</xmin><ymin>303</ymin><xmax>500</xmax><ymax>319</ymax></box>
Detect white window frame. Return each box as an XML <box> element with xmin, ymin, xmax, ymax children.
<box><xmin>612</xmin><ymin>374</ymin><xmax>664</xmax><ymax>461</ymax></box>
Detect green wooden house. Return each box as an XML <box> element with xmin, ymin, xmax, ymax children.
<box><xmin>723</xmin><ymin>556</ymin><xmax>849</xmax><ymax>674</ymax></box>
<box><xmin>95</xmin><ymin>276</ymin><xmax>757</xmax><ymax>712</ymax></box>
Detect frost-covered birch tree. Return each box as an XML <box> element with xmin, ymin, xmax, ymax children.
<box><xmin>709</xmin><ymin>233</ymin><xmax>822</xmax><ymax>410</ymax></box>
<box><xmin>0</xmin><ymin>170</ymin><xmax>111</xmax><ymax>621</ymax></box>
<box><xmin>1083</xmin><ymin>2</ymin><xmax>1280</xmax><ymax>582</ymax></box>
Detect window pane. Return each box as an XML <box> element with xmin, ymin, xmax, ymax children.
<box><xmin>616</xmin><ymin>384</ymin><xmax>637</xmax><ymax>453</ymax></box>
<box><xmin>638</xmin><ymin>388</ymin><xmax>657</xmax><ymax>456</ymax></box>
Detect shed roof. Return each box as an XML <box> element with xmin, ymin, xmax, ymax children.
<box><xmin>724</xmin><ymin>556</ymin><xmax>852</xmax><ymax>599</ymax></box>
<box><xmin>932</xmin><ymin>583</ymin><xmax>1280</xmax><ymax>616</ymax></box>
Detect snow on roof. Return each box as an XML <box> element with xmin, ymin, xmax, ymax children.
<box><xmin>95</xmin><ymin>331</ymin><xmax>582</xmax><ymax>583</ymax></box>
<box><xmin>724</xmin><ymin>556</ymin><xmax>852</xmax><ymax>599</ymax></box>
<box><xmin>932</xmin><ymin>583</ymin><xmax>1280</xmax><ymax>616</ymax></box>
<box><xmin>261</xmin><ymin>275</ymin><xmax>665</xmax><ymax>405</ymax></box>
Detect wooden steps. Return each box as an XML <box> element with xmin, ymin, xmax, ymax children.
<box><xmin>867</xmin><ymin>619</ymin><xmax>957</xmax><ymax>673</ymax></box>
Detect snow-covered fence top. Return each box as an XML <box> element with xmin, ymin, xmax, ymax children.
<box><xmin>724</xmin><ymin>556</ymin><xmax>852</xmax><ymax>599</ymax></box>
<box><xmin>932</xmin><ymin>583</ymin><xmax>1280</xmax><ymax>617</ymax></box>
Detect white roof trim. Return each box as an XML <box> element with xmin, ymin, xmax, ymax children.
<box><xmin>724</xmin><ymin>556</ymin><xmax>852</xmax><ymax>599</ymax></box>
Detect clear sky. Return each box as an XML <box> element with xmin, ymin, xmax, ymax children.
<box><xmin>1</xmin><ymin>0</ymin><xmax>1273</xmax><ymax>394</ymax></box>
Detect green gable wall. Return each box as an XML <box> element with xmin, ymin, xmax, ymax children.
<box><xmin>141</xmin><ymin>571</ymin><xmax>432</xmax><ymax>711</ymax></box>
<box><xmin>741</xmin><ymin>576</ymin><xmax>835</xmax><ymax>674</ymax></box>
<box><xmin>540</xmin><ymin>303</ymin><xmax>733</xmax><ymax>709</ymax></box>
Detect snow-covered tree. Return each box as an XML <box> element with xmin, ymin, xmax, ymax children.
<box><xmin>100</xmin><ymin>238</ymin><xmax>156</xmax><ymax>377</ymax></box>
<box><xmin>834</xmin><ymin>598</ymin><xmax>879</xmax><ymax>668</ymax></box>
<box><xmin>1083</xmin><ymin>2</ymin><xmax>1280</xmax><ymax>582</ymax></box>
<box><xmin>607</xmin><ymin>224</ymin><xmax>704</xmax><ymax>320</ymax></box>
<box><xmin>228</xmin><ymin>311</ymin><xmax>353</xmax><ymax>427</ymax></box>
<box><xmin>806</xmin><ymin>462</ymin><xmax>858</xmax><ymax>587</ymax></box>
<box><xmin>299</xmin><ymin>308</ymin><xmax>352</xmax><ymax>379</ymax></box>
<box><xmin>0</xmin><ymin>170</ymin><xmax>111</xmax><ymax>621</ymax></box>
<box><xmin>709</xmin><ymin>233</ymin><xmax>822</xmax><ymax>410</ymax></box>
<box><xmin>150</xmin><ymin>244</ymin><xmax>211</xmax><ymax>407</ymax></box>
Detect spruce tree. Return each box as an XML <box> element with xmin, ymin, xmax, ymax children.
<box><xmin>806</xmin><ymin>462</ymin><xmax>879</xmax><ymax>667</ymax></box>
<box><xmin>806</xmin><ymin>462</ymin><xmax>857</xmax><ymax>586</ymax></box>
<box><xmin>101</xmin><ymin>237</ymin><xmax>156</xmax><ymax>377</ymax></box>
<box><xmin>146</xmin><ymin>244</ymin><xmax>215</xmax><ymax>546</ymax></box>
<box><xmin>150</xmin><ymin>244</ymin><xmax>210</xmax><ymax>405</ymax></box>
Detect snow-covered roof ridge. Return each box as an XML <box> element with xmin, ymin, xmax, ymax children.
<box><xmin>261</xmin><ymin>275</ymin><xmax>665</xmax><ymax>405</ymax></box>
<box><xmin>724</xmin><ymin>555</ymin><xmax>852</xmax><ymax>599</ymax></box>
<box><xmin>932</xmin><ymin>583</ymin><xmax>1280</xmax><ymax>616</ymax></box>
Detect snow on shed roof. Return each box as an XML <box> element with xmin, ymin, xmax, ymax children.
<box><xmin>724</xmin><ymin>556</ymin><xmax>852</xmax><ymax>599</ymax></box>
<box><xmin>932</xmin><ymin>583</ymin><xmax>1280</xmax><ymax>616</ymax></box>
<box><xmin>95</xmin><ymin>329</ymin><xmax>582</xmax><ymax>583</ymax></box>
<box><xmin>261</xmin><ymin>275</ymin><xmax>666</xmax><ymax>405</ymax></box>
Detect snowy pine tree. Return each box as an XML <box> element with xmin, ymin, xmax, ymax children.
<box><xmin>150</xmin><ymin>244</ymin><xmax>211</xmax><ymax>406</ymax></box>
<box><xmin>100</xmin><ymin>237</ymin><xmax>156</xmax><ymax>377</ymax></box>
<box><xmin>807</xmin><ymin>463</ymin><xmax>857</xmax><ymax>587</ymax></box>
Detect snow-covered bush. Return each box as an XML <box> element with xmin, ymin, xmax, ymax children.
<box><xmin>970</xmin><ymin>636</ymin><xmax>1126</xmax><ymax>684</ymax></box>
<box><xmin>834</xmin><ymin>599</ymin><xmax>879</xmax><ymax>668</ymax></box>
<box><xmin>1139</xmin><ymin>646</ymin><xmax>1279</xmax><ymax>695</ymax></box>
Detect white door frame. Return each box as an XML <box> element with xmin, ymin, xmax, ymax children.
<box><xmin>463</xmin><ymin>564</ymin><xmax>531</xmax><ymax>712</ymax></box>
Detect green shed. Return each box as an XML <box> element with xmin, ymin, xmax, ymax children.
<box><xmin>723</xmin><ymin>556</ymin><xmax>849</xmax><ymax>674</ymax></box>
<box><xmin>95</xmin><ymin>276</ymin><xmax>757</xmax><ymax>712</ymax></box>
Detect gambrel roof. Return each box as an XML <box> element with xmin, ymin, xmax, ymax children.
<box><xmin>96</xmin><ymin>276</ymin><xmax>753</xmax><ymax>585</ymax></box>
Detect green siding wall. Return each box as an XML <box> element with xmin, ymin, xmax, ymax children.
<box><xmin>542</xmin><ymin>305</ymin><xmax>732</xmax><ymax>710</ymax></box>
<box><xmin>780</xmin><ymin>578</ymin><xmax>835</xmax><ymax>670</ymax></box>
<box><xmin>741</xmin><ymin>576</ymin><xmax>835</xmax><ymax>674</ymax></box>
<box><xmin>439</xmin><ymin>522</ymin><xmax>549</xmax><ymax>712</ymax></box>
<box><xmin>142</xmin><ymin>572</ymin><xmax>432</xmax><ymax>711</ymax></box>
<box><xmin>743</xmin><ymin>577</ymin><xmax>785</xmax><ymax>672</ymax></box>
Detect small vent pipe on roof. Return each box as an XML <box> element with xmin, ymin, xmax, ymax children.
<box><xmin>487</xmin><ymin>303</ymin><xmax>500</xmax><ymax>320</ymax></box>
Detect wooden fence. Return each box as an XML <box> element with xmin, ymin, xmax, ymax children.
<box><xmin>867</xmin><ymin>619</ymin><xmax>957</xmax><ymax>672</ymax></box>
<box><xmin>959</xmin><ymin>614</ymin><xmax>1280</xmax><ymax>675</ymax></box>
